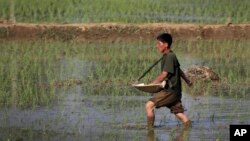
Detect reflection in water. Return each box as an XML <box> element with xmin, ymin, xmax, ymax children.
<box><xmin>147</xmin><ymin>127</ymin><xmax>192</xmax><ymax>141</ymax></box>
<box><xmin>147</xmin><ymin>130</ymin><xmax>155</xmax><ymax>141</ymax></box>
<box><xmin>175</xmin><ymin>127</ymin><xmax>192</xmax><ymax>141</ymax></box>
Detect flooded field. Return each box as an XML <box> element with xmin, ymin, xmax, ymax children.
<box><xmin>0</xmin><ymin>40</ymin><xmax>249</xmax><ymax>141</ymax></box>
<box><xmin>1</xmin><ymin>0</ymin><xmax>250</xmax><ymax>23</ymax></box>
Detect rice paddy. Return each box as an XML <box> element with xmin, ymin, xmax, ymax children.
<box><xmin>0</xmin><ymin>39</ymin><xmax>249</xmax><ymax>140</ymax></box>
<box><xmin>1</xmin><ymin>0</ymin><xmax>250</xmax><ymax>24</ymax></box>
<box><xmin>1</xmin><ymin>0</ymin><xmax>250</xmax><ymax>140</ymax></box>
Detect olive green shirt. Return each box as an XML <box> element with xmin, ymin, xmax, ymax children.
<box><xmin>161</xmin><ymin>50</ymin><xmax>182</xmax><ymax>95</ymax></box>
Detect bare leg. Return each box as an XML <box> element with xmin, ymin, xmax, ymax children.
<box><xmin>175</xmin><ymin>113</ymin><xmax>189</xmax><ymax>123</ymax></box>
<box><xmin>175</xmin><ymin>113</ymin><xmax>192</xmax><ymax>129</ymax></box>
<box><xmin>145</xmin><ymin>101</ymin><xmax>155</xmax><ymax>130</ymax></box>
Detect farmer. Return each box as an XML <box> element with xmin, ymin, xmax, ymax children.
<box><xmin>146</xmin><ymin>33</ymin><xmax>192</xmax><ymax>130</ymax></box>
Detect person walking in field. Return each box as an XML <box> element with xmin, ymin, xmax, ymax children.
<box><xmin>145</xmin><ymin>33</ymin><xmax>192</xmax><ymax>130</ymax></box>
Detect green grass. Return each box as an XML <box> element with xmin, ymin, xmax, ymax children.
<box><xmin>0</xmin><ymin>41</ymin><xmax>58</xmax><ymax>108</ymax></box>
<box><xmin>0</xmin><ymin>39</ymin><xmax>249</xmax><ymax>107</ymax></box>
<box><xmin>178</xmin><ymin>40</ymin><xmax>250</xmax><ymax>84</ymax></box>
<box><xmin>0</xmin><ymin>0</ymin><xmax>250</xmax><ymax>24</ymax></box>
<box><xmin>177</xmin><ymin>40</ymin><xmax>250</xmax><ymax>96</ymax></box>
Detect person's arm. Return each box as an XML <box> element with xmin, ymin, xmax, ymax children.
<box><xmin>180</xmin><ymin>68</ymin><xmax>192</xmax><ymax>87</ymax></box>
<box><xmin>150</xmin><ymin>71</ymin><xmax>168</xmax><ymax>84</ymax></box>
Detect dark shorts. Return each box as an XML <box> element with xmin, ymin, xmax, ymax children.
<box><xmin>149</xmin><ymin>90</ymin><xmax>184</xmax><ymax>114</ymax></box>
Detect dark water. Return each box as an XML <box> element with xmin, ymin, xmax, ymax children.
<box><xmin>0</xmin><ymin>55</ymin><xmax>249</xmax><ymax>141</ymax></box>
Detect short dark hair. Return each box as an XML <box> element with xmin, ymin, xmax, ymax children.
<box><xmin>157</xmin><ymin>33</ymin><xmax>172</xmax><ymax>47</ymax></box>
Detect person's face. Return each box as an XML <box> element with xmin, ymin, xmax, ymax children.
<box><xmin>156</xmin><ymin>40</ymin><xmax>168</xmax><ymax>53</ymax></box>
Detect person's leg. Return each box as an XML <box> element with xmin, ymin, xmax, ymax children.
<box><xmin>169</xmin><ymin>100</ymin><xmax>192</xmax><ymax>129</ymax></box>
<box><xmin>175</xmin><ymin>113</ymin><xmax>189</xmax><ymax>123</ymax></box>
<box><xmin>145</xmin><ymin>101</ymin><xmax>155</xmax><ymax>130</ymax></box>
<box><xmin>175</xmin><ymin>113</ymin><xmax>192</xmax><ymax>129</ymax></box>
<box><xmin>146</xmin><ymin>90</ymin><xmax>175</xmax><ymax>130</ymax></box>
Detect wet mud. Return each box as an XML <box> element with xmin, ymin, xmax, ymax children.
<box><xmin>1</xmin><ymin>23</ymin><xmax>250</xmax><ymax>41</ymax></box>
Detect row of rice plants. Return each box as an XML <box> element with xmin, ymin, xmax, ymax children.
<box><xmin>178</xmin><ymin>39</ymin><xmax>250</xmax><ymax>97</ymax></box>
<box><xmin>1</xmin><ymin>0</ymin><xmax>250</xmax><ymax>23</ymax></box>
<box><xmin>0</xmin><ymin>40</ymin><xmax>155</xmax><ymax>108</ymax></box>
<box><xmin>0</xmin><ymin>41</ymin><xmax>59</xmax><ymax>108</ymax></box>
<box><xmin>65</xmin><ymin>40</ymin><xmax>160</xmax><ymax>85</ymax></box>
<box><xmin>78</xmin><ymin>39</ymin><xmax>250</xmax><ymax>89</ymax></box>
<box><xmin>1</xmin><ymin>39</ymin><xmax>249</xmax><ymax>107</ymax></box>
<box><xmin>179</xmin><ymin>39</ymin><xmax>250</xmax><ymax>84</ymax></box>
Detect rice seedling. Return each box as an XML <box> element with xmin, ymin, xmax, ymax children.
<box><xmin>1</xmin><ymin>39</ymin><xmax>249</xmax><ymax>108</ymax></box>
<box><xmin>0</xmin><ymin>41</ymin><xmax>58</xmax><ymax>108</ymax></box>
<box><xmin>178</xmin><ymin>39</ymin><xmax>250</xmax><ymax>97</ymax></box>
<box><xmin>1</xmin><ymin>0</ymin><xmax>250</xmax><ymax>24</ymax></box>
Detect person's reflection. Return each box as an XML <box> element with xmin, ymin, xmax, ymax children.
<box><xmin>147</xmin><ymin>129</ymin><xmax>155</xmax><ymax>141</ymax></box>
<box><xmin>147</xmin><ymin>126</ymin><xmax>192</xmax><ymax>141</ymax></box>
<box><xmin>175</xmin><ymin>126</ymin><xmax>192</xmax><ymax>141</ymax></box>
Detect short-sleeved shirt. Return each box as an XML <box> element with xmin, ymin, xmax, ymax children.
<box><xmin>161</xmin><ymin>50</ymin><xmax>182</xmax><ymax>95</ymax></box>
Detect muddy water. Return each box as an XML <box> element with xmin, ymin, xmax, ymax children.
<box><xmin>1</xmin><ymin>84</ymin><xmax>250</xmax><ymax>141</ymax></box>
<box><xmin>0</xmin><ymin>42</ymin><xmax>250</xmax><ymax>141</ymax></box>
